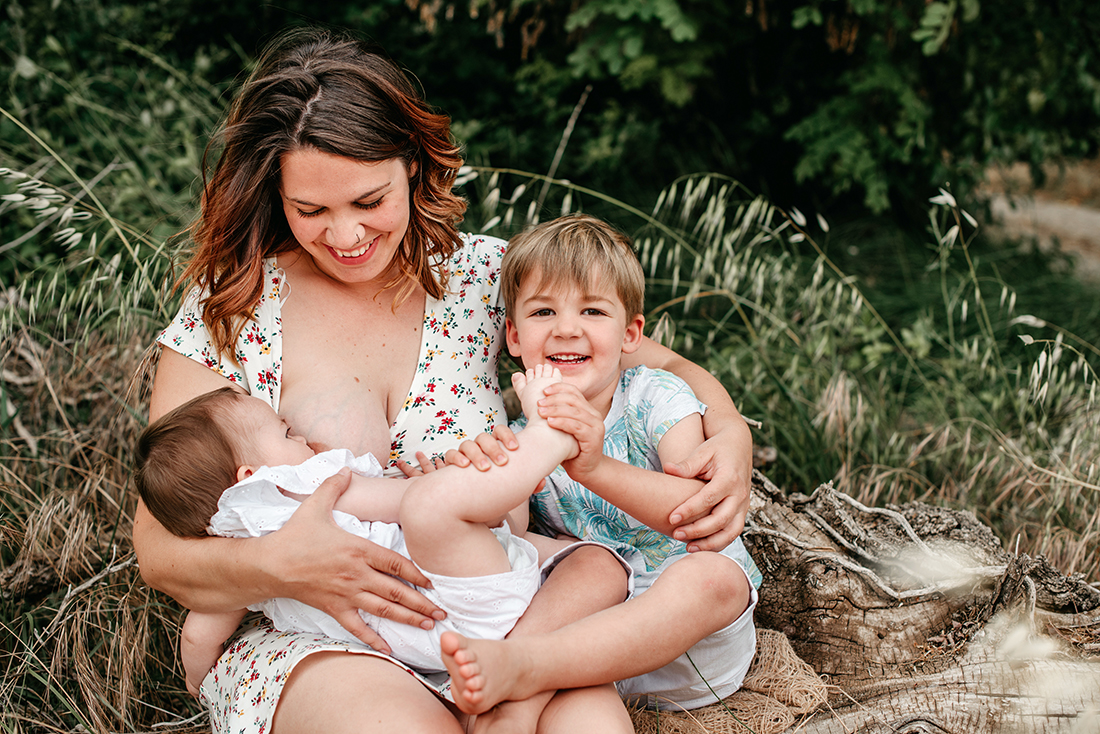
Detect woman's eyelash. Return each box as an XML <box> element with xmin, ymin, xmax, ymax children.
<box><xmin>295</xmin><ymin>199</ymin><xmax>381</xmax><ymax>218</ymax></box>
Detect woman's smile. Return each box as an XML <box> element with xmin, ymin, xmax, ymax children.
<box><xmin>279</xmin><ymin>149</ymin><xmax>412</xmax><ymax>285</ymax></box>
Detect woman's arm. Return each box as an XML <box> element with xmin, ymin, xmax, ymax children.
<box><xmin>137</xmin><ymin>348</ymin><xmax>445</xmax><ymax>649</ymax></box>
<box><xmin>622</xmin><ymin>336</ymin><xmax>753</xmax><ymax>551</ymax></box>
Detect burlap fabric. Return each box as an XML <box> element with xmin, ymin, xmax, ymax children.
<box><xmin>630</xmin><ymin>629</ymin><xmax>826</xmax><ymax>734</ymax></box>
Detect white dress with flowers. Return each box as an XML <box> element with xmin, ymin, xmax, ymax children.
<box><xmin>156</xmin><ymin>233</ymin><xmax>510</xmax><ymax>732</ymax></box>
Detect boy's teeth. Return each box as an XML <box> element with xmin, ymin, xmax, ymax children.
<box><xmin>550</xmin><ymin>355</ymin><xmax>587</xmax><ymax>363</ymax></box>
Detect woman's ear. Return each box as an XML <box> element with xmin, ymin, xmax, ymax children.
<box><xmin>236</xmin><ymin>465</ymin><xmax>256</xmax><ymax>483</ymax></box>
<box><xmin>621</xmin><ymin>314</ymin><xmax>645</xmax><ymax>354</ymax></box>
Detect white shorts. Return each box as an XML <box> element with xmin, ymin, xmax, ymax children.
<box><xmin>255</xmin><ymin>525</ymin><xmax>541</xmax><ymax>672</ymax></box>
<box><xmin>615</xmin><ymin>558</ymin><xmax>759</xmax><ymax>710</ymax></box>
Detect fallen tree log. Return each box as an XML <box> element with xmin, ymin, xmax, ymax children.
<box><xmin>741</xmin><ymin>470</ymin><xmax>1100</xmax><ymax>733</ymax></box>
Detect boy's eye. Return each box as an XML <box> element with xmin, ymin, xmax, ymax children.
<box><xmin>582</xmin><ymin>308</ymin><xmax>606</xmax><ymax>316</ymax></box>
<box><xmin>532</xmin><ymin>308</ymin><xmax>554</xmax><ymax>317</ymax></box>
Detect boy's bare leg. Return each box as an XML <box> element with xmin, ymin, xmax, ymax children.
<box><xmin>443</xmin><ymin>551</ymin><xmax>751</xmax><ymax>714</ymax></box>
<box><xmin>401</xmin><ymin>365</ymin><xmax>577</xmax><ymax>577</ymax></box>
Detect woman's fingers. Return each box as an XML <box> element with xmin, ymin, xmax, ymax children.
<box><xmin>664</xmin><ymin>434</ymin><xmax>751</xmax><ymax>551</ymax></box>
<box><xmin>329</xmin><ymin>607</ymin><xmax>393</xmax><ymax>653</ymax></box>
<box><xmin>272</xmin><ymin>473</ymin><xmax>447</xmax><ymax>637</ymax></box>
<box><xmin>445</xmin><ymin>426</ymin><xmax>518</xmax><ymax>470</ymax></box>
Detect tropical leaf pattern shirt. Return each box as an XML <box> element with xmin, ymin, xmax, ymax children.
<box><xmin>522</xmin><ymin>366</ymin><xmax>763</xmax><ymax>590</ymax></box>
<box><xmin>157</xmin><ymin>233</ymin><xmax>510</xmax><ymax>473</ymax></box>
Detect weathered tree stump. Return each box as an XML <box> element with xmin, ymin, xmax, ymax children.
<box><xmin>742</xmin><ymin>471</ymin><xmax>1100</xmax><ymax>733</ymax></box>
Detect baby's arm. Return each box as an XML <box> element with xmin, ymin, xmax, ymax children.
<box><xmin>281</xmin><ymin>473</ymin><xmax>407</xmax><ymax>525</ymax></box>
<box><xmin>180</xmin><ymin>608</ymin><xmax>247</xmax><ymax>697</ymax></box>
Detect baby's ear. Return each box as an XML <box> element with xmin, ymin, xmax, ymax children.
<box><xmin>236</xmin><ymin>465</ymin><xmax>256</xmax><ymax>483</ymax></box>
<box><xmin>621</xmin><ymin>313</ymin><xmax>645</xmax><ymax>354</ymax></box>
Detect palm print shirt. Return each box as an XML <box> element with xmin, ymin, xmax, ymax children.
<box><xmin>522</xmin><ymin>366</ymin><xmax>763</xmax><ymax>590</ymax></box>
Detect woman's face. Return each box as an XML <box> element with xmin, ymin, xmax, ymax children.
<box><xmin>279</xmin><ymin>148</ymin><xmax>412</xmax><ymax>286</ymax></box>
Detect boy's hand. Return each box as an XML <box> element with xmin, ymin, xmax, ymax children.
<box><xmin>536</xmin><ymin>381</ymin><xmax>605</xmax><ymax>481</ymax></box>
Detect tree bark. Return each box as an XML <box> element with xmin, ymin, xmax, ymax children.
<box><xmin>742</xmin><ymin>471</ymin><xmax>1100</xmax><ymax>733</ymax></box>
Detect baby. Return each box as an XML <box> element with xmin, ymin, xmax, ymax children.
<box><xmin>134</xmin><ymin>365</ymin><xmax>628</xmax><ymax>696</ymax></box>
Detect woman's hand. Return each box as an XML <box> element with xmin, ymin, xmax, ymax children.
<box><xmin>263</xmin><ymin>469</ymin><xmax>445</xmax><ymax>653</ymax></box>
<box><xmin>444</xmin><ymin>424</ymin><xmax>520</xmax><ymax>471</ymax></box>
<box><xmin>662</xmin><ymin>425</ymin><xmax>752</xmax><ymax>553</ymax></box>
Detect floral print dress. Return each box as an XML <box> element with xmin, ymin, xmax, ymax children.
<box><xmin>156</xmin><ymin>233</ymin><xmax>509</xmax><ymax>732</ymax></box>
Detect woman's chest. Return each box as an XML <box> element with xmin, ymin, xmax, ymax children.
<box><xmin>277</xmin><ymin>289</ymin><xmax>425</xmax><ymax>457</ymax></box>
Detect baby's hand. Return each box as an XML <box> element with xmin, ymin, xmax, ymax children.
<box><xmin>511</xmin><ymin>364</ymin><xmax>564</xmax><ymax>423</ymax></box>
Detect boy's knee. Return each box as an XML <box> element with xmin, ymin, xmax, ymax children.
<box><xmin>563</xmin><ymin>545</ymin><xmax>630</xmax><ymax>604</ymax></box>
<box><xmin>672</xmin><ymin>552</ymin><xmax>751</xmax><ymax>617</ymax></box>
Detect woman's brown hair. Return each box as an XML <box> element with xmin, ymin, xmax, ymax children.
<box><xmin>181</xmin><ymin>27</ymin><xmax>468</xmax><ymax>359</ymax></box>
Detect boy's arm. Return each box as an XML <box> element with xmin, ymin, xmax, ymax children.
<box><xmin>180</xmin><ymin>608</ymin><xmax>247</xmax><ymax>697</ymax></box>
<box><xmin>621</xmin><ymin>337</ymin><xmax>753</xmax><ymax>549</ymax></box>
<box><xmin>534</xmin><ymin>380</ymin><xmax>707</xmax><ymax>536</ymax></box>
<box><xmin>283</xmin><ymin>473</ymin><xmax>406</xmax><ymax>525</ymax></box>
<box><xmin>564</xmin><ymin>414</ymin><xmax>706</xmax><ymax>537</ymax></box>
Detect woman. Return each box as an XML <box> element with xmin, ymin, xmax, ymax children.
<box><xmin>136</xmin><ymin>26</ymin><xmax>754</xmax><ymax>734</ymax></box>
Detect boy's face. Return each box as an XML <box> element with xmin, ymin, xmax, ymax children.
<box><xmin>234</xmin><ymin>396</ymin><xmax>316</xmax><ymax>470</ymax></box>
<box><xmin>506</xmin><ymin>271</ymin><xmax>643</xmax><ymax>415</ymax></box>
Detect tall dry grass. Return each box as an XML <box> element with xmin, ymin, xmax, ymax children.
<box><xmin>2</xmin><ymin>106</ymin><xmax>1099</xmax><ymax>733</ymax></box>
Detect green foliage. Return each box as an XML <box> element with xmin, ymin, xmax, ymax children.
<box><xmin>416</xmin><ymin>0</ymin><xmax>1100</xmax><ymax>217</ymax></box>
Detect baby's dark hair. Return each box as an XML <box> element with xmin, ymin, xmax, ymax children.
<box><xmin>134</xmin><ymin>387</ymin><xmax>247</xmax><ymax>537</ymax></box>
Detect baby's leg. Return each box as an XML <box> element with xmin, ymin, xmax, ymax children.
<box><xmin>442</xmin><ymin>551</ymin><xmax>751</xmax><ymax>714</ymax></box>
<box><xmin>180</xmin><ymin>609</ymin><xmax>247</xmax><ymax>697</ymax></box>
<box><xmin>401</xmin><ymin>366</ymin><xmax>577</xmax><ymax>578</ymax></box>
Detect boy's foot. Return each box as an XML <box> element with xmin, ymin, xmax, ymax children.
<box><xmin>441</xmin><ymin>631</ymin><xmax>538</xmax><ymax>715</ymax></box>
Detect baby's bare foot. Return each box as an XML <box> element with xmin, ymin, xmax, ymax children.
<box><xmin>511</xmin><ymin>364</ymin><xmax>563</xmax><ymax>425</ymax></box>
<box><xmin>441</xmin><ymin>631</ymin><xmax>538</xmax><ymax>715</ymax></box>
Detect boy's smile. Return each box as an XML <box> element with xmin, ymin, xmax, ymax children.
<box><xmin>506</xmin><ymin>273</ymin><xmax>643</xmax><ymax>417</ymax></box>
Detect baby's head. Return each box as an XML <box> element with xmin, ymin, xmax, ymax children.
<box><xmin>502</xmin><ymin>214</ymin><xmax>646</xmax><ymax>405</ymax></box>
<box><xmin>134</xmin><ymin>388</ymin><xmax>314</xmax><ymax>537</ymax></box>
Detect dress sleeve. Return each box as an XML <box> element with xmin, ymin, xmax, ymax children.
<box><xmin>155</xmin><ymin>260</ymin><xmax>285</xmax><ymax>408</ymax></box>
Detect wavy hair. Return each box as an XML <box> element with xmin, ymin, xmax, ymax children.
<box><xmin>180</xmin><ymin>27</ymin><xmax>467</xmax><ymax>360</ymax></box>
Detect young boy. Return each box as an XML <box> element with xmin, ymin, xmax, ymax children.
<box><xmin>134</xmin><ymin>366</ymin><xmax>629</xmax><ymax>697</ymax></box>
<box><xmin>438</xmin><ymin>213</ymin><xmax>762</xmax><ymax>714</ymax></box>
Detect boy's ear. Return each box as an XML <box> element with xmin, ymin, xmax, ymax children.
<box><xmin>236</xmin><ymin>465</ymin><xmax>256</xmax><ymax>483</ymax></box>
<box><xmin>621</xmin><ymin>313</ymin><xmax>645</xmax><ymax>354</ymax></box>
<box><xmin>505</xmin><ymin>318</ymin><xmax>523</xmax><ymax>358</ymax></box>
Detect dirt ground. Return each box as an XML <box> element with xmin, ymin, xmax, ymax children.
<box><xmin>981</xmin><ymin>159</ymin><xmax>1100</xmax><ymax>282</ymax></box>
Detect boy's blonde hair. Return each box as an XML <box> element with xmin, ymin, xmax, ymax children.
<box><xmin>502</xmin><ymin>214</ymin><xmax>645</xmax><ymax>318</ymax></box>
<box><xmin>134</xmin><ymin>388</ymin><xmax>248</xmax><ymax>537</ymax></box>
